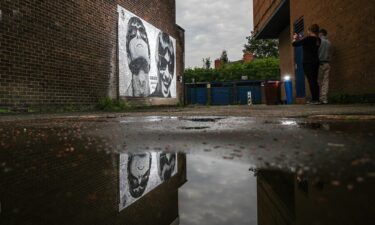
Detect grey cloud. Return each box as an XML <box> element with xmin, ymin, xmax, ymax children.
<box><xmin>177</xmin><ymin>0</ymin><xmax>253</xmax><ymax>68</ymax></box>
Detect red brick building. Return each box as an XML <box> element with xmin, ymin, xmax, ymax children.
<box><xmin>253</xmin><ymin>0</ymin><xmax>375</xmax><ymax>103</ymax></box>
<box><xmin>214</xmin><ymin>52</ymin><xmax>255</xmax><ymax>69</ymax></box>
<box><xmin>0</xmin><ymin>0</ymin><xmax>184</xmax><ymax>109</ymax></box>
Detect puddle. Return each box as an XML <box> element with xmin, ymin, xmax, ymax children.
<box><xmin>264</xmin><ymin>119</ymin><xmax>330</xmax><ymax>130</ymax></box>
<box><xmin>178</xmin><ymin>126</ymin><xmax>210</xmax><ymax>130</ymax></box>
<box><xmin>181</xmin><ymin>117</ymin><xmax>224</xmax><ymax>123</ymax></box>
<box><xmin>298</xmin><ymin>121</ymin><xmax>330</xmax><ymax>130</ymax></box>
<box><xmin>120</xmin><ymin>116</ymin><xmax>179</xmax><ymax>123</ymax></box>
<box><xmin>0</xmin><ymin>117</ymin><xmax>375</xmax><ymax>224</ymax></box>
<box><xmin>179</xmin><ymin>154</ymin><xmax>257</xmax><ymax>225</ymax></box>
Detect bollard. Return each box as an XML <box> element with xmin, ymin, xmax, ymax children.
<box><xmin>247</xmin><ymin>91</ymin><xmax>253</xmax><ymax>106</ymax></box>
<box><xmin>284</xmin><ymin>79</ymin><xmax>293</xmax><ymax>104</ymax></box>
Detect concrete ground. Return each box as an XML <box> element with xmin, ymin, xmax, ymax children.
<box><xmin>1</xmin><ymin>104</ymin><xmax>375</xmax><ymax>122</ymax></box>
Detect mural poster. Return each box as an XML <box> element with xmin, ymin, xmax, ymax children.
<box><xmin>117</xmin><ymin>5</ymin><xmax>177</xmax><ymax>98</ymax></box>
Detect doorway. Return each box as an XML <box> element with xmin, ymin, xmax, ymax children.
<box><xmin>294</xmin><ymin>17</ymin><xmax>305</xmax><ymax>98</ymax></box>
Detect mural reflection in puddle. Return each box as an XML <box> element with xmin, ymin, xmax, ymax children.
<box><xmin>119</xmin><ymin>152</ymin><xmax>178</xmax><ymax>211</ymax></box>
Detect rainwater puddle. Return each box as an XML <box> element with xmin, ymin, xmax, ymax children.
<box><xmin>178</xmin><ymin>126</ymin><xmax>211</xmax><ymax>130</ymax></box>
<box><xmin>0</xmin><ymin>117</ymin><xmax>374</xmax><ymax>224</ymax></box>
<box><xmin>179</xmin><ymin>154</ymin><xmax>257</xmax><ymax>225</ymax></box>
<box><xmin>181</xmin><ymin>117</ymin><xmax>224</xmax><ymax>123</ymax></box>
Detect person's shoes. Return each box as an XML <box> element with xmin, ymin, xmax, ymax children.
<box><xmin>321</xmin><ymin>100</ymin><xmax>328</xmax><ymax>104</ymax></box>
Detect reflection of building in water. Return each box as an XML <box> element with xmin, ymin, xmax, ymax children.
<box><xmin>257</xmin><ymin>169</ymin><xmax>375</xmax><ymax>225</ymax></box>
<box><xmin>0</xmin><ymin>142</ymin><xmax>186</xmax><ymax>225</ymax></box>
<box><xmin>257</xmin><ymin>170</ymin><xmax>295</xmax><ymax>225</ymax></box>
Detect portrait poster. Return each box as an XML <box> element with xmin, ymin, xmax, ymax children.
<box><xmin>119</xmin><ymin>152</ymin><xmax>178</xmax><ymax>211</ymax></box>
<box><xmin>117</xmin><ymin>5</ymin><xmax>177</xmax><ymax>98</ymax></box>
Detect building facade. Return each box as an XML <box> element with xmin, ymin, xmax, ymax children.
<box><xmin>253</xmin><ymin>0</ymin><xmax>375</xmax><ymax>103</ymax></box>
<box><xmin>0</xmin><ymin>0</ymin><xmax>184</xmax><ymax>109</ymax></box>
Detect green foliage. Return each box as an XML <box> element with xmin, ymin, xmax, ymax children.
<box><xmin>96</xmin><ymin>97</ymin><xmax>130</xmax><ymax>111</ymax></box>
<box><xmin>0</xmin><ymin>108</ymin><xmax>10</xmax><ymax>113</ymax></box>
<box><xmin>220</xmin><ymin>50</ymin><xmax>229</xmax><ymax>64</ymax></box>
<box><xmin>184</xmin><ymin>67</ymin><xmax>218</xmax><ymax>83</ymax></box>
<box><xmin>176</xmin><ymin>101</ymin><xmax>185</xmax><ymax>107</ymax></box>
<box><xmin>184</xmin><ymin>57</ymin><xmax>280</xmax><ymax>83</ymax></box>
<box><xmin>63</xmin><ymin>103</ymin><xmax>76</xmax><ymax>112</ymax></box>
<box><xmin>243</xmin><ymin>31</ymin><xmax>279</xmax><ymax>58</ymax></box>
<box><xmin>202</xmin><ymin>57</ymin><xmax>211</xmax><ymax>69</ymax></box>
<box><xmin>27</xmin><ymin>108</ymin><xmax>37</xmax><ymax>113</ymax></box>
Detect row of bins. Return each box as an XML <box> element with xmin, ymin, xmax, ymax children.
<box><xmin>186</xmin><ymin>81</ymin><xmax>265</xmax><ymax>105</ymax></box>
<box><xmin>211</xmin><ymin>82</ymin><xmax>234</xmax><ymax>105</ymax></box>
<box><xmin>186</xmin><ymin>84</ymin><xmax>208</xmax><ymax>105</ymax></box>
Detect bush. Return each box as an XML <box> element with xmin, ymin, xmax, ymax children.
<box><xmin>184</xmin><ymin>57</ymin><xmax>280</xmax><ymax>83</ymax></box>
<box><xmin>96</xmin><ymin>97</ymin><xmax>129</xmax><ymax>111</ymax></box>
<box><xmin>0</xmin><ymin>108</ymin><xmax>10</xmax><ymax>113</ymax></box>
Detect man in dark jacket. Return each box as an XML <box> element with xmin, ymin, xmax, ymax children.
<box><xmin>292</xmin><ymin>24</ymin><xmax>321</xmax><ymax>104</ymax></box>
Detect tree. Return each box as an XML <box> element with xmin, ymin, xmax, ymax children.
<box><xmin>243</xmin><ymin>31</ymin><xmax>279</xmax><ymax>58</ymax></box>
<box><xmin>202</xmin><ymin>57</ymin><xmax>211</xmax><ymax>69</ymax></box>
<box><xmin>220</xmin><ymin>50</ymin><xmax>229</xmax><ymax>64</ymax></box>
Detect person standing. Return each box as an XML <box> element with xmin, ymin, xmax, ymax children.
<box><xmin>318</xmin><ymin>29</ymin><xmax>331</xmax><ymax>104</ymax></box>
<box><xmin>292</xmin><ymin>24</ymin><xmax>321</xmax><ymax>104</ymax></box>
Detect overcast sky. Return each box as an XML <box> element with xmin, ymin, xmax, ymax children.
<box><xmin>176</xmin><ymin>0</ymin><xmax>253</xmax><ymax>68</ymax></box>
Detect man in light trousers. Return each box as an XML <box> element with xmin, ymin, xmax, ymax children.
<box><xmin>318</xmin><ymin>29</ymin><xmax>331</xmax><ymax>104</ymax></box>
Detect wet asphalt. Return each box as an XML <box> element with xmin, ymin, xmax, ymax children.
<box><xmin>1</xmin><ymin>106</ymin><xmax>375</xmax><ymax>225</ymax></box>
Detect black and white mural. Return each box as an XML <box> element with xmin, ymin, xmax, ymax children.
<box><xmin>118</xmin><ymin>5</ymin><xmax>177</xmax><ymax>98</ymax></box>
<box><xmin>119</xmin><ymin>152</ymin><xmax>178</xmax><ymax>211</ymax></box>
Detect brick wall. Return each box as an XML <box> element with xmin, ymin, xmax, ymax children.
<box><xmin>0</xmin><ymin>0</ymin><xmax>183</xmax><ymax>108</ymax></box>
<box><xmin>278</xmin><ymin>26</ymin><xmax>294</xmax><ymax>81</ymax></box>
<box><xmin>290</xmin><ymin>0</ymin><xmax>375</xmax><ymax>96</ymax></box>
<box><xmin>176</xmin><ymin>25</ymin><xmax>185</xmax><ymax>104</ymax></box>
